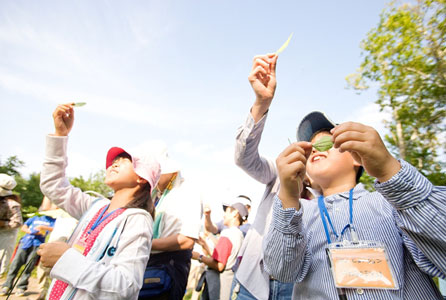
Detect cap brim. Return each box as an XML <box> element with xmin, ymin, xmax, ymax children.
<box><xmin>106</xmin><ymin>147</ymin><xmax>129</xmax><ymax>169</ymax></box>
<box><xmin>297</xmin><ymin>111</ymin><xmax>336</xmax><ymax>142</ymax></box>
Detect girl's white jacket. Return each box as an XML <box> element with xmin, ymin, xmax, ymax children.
<box><xmin>40</xmin><ymin>135</ymin><xmax>153</xmax><ymax>300</ymax></box>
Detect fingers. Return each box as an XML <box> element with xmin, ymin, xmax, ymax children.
<box><xmin>53</xmin><ymin>103</ymin><xmax>74</xmax><ymax>119</ymax></box>
<box><xmin>279</xmin><ymin>142</ymin><xmax>312</xmax><ymax>161</ymax></box>
<box><xmin>250</xmin><ymin>54</ymin><xmax>277</xmax><ymax>77</ymax></box>
<box><xmin>331</xmin><ymin>122</ymin><xmax>379</xmax><ymax>153</ymax></box>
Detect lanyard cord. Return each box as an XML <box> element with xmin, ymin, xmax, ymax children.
<box><xmin>88</xmin><ymin>204</ymin><xmax>122</xmax><ymax>234</ymax></box>
<box><xmin>153</xmin><ymin>173</ymin><xmax>177</xmax><ymax>208</ymax></box>
<box><xmin>318</xmin><ymin>188</ymin><xmax>354</xmax><ymax>244</ymax></box>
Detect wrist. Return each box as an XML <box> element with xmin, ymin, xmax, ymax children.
<box><xmin>377</xmin><ymin>157</ymin><xmax>401</xmax><ymax>183</ymax></box>
<box><xmin>278</xmin><ymin>189</ymin><xmax>300</xmax><ymax>209</ymax></box>
<box><xmin>198</xmin><ymin>254</ymin><xmax>204</xmax><ymax>263</ymax></box>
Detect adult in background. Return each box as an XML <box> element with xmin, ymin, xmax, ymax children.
<box><xmin>231</xmin><ymin>53</ymin><xmax>294</xmax><ymax>300</ymax></box>
<box><xmin>1</xmin><ymin>206</ymin><xmax>55</xmax><ymax>296</ymax></box>
<box><xmin>139</xmin><ymin>142</ymin><xmax>202</xmax><ymax>300</ymax></box>
<box><xmin>0</xmin><ymin>174</ymin><xmax>23</xmax><ymax>277</ymax></box>
<box><xmin>204</xmin><ymin>195</ymin><xmax>252</xmax><ymax>237</ymax></box>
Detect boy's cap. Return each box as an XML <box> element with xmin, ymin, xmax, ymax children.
<box><xmin>297</xmin><ymin>111</ymin><xmax>336</xmax><ymax>142</ymax></box>
<box><xmin>296</xmin><ymin>111</ymin><xmax>364</xmax><ymax>182</ymax></box>
<box><xmin>0</xmin><ymin>174</ymin><xmax>17</xmax><ymax>197</ymax></box>
<box><xmin>230</xmin><ymin>202</ymin><xmax>249</xmax><ymax>220</ymax></box>
<box><xmin>106</xmin><ymin>147</ymin><xmax>161</xmax><ymax>193</ymax></box>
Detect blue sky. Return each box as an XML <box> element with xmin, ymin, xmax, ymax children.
<box><xmin>0</xmin><ymin>0</ymin><xmax>391</xmax><ymax>219</ymax></box>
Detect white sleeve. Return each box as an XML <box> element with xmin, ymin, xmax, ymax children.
<box><xmin>40</xmin><ymin>135</ymin><xmax>96</xmax><ymax>220</ymax></box>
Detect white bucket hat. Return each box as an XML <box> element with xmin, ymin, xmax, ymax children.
<box><xmin>0</xmin><ymin>173</ymin><xmax>17</xmax><ymax>197</ymax></box>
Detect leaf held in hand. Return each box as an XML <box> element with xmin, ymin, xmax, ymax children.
<box><xmin>312</xmin><ymin>136</ymin><xmax>333</xmax><ymax>152</ymax></box>
<box><xmin>72</xmin><ymin>102</ymin><xmax>86</xmax><ymax>107</ymax></box>
<box><xmin>276</xmin><ymin>33</ymin><xmax>293</xmax><ymax>54</ymax></box>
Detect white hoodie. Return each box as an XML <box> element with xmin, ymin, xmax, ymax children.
<box><xmin>40</xmin><ymin>135</ymin><xmax>153</xmax><ymax>300</ymax></box>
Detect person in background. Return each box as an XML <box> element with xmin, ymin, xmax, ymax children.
<box><xmin>1</xmin><ymin>206</ymin><xmax>55</xmax><ymax>296</ymax></box>
<box><xmin>193</xmin><ymin>202</ymin><xmax>247</xmax><ymax>300</ymax></box>
<box><xmin>204</xmin><ymin>195</ymin><xmax>251</xmax><ymax>236</ymax></box>
<box><xmin>138</xmin><ymin>142</ymin><xmax>202</xmax><ymax>300</ymax></box>
<box><xmin>35</xmin><ymin>196</ymin><xmax>78</xmax><ymax>300</ymax></box>
<box><xmin>0</xmin><ymin>174</ymin><xmax>23</xmax><ymax>277</ymax></box>
<box><xmin>231</xmin><ymin>53</ymin><xmax>294</xmax><ymax>300</ymax></box>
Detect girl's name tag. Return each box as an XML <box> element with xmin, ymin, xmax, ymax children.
<box><xmin>73</xmin><ymin>236</ymin><xmax>88</xmax><ymax>254</ymax></box>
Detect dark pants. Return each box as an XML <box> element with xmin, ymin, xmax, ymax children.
<box><xmin>2</xmin><ymin>246</ymin><xmax>39</xmax><ymax>291</ymax></box>
<box><xmin>138</xmin><ymin>250</ymin><xmax>192</xmax><ymax>300</ymax></box>
<box><xmin>200</xmin><ymin>269</ymin><xmax>220</xmax><ymax>300</ymax></box>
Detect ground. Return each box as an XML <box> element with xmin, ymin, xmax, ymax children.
<box><xmin>0</xmin><ymin>275</ymin><xmax>41</xmax><ymax>300</ymax></box>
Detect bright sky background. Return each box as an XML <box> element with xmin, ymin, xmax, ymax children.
<box><xmin>1</xmin><ymin>0</ymin><xmax>392</xmax><ymax>221</ymax></box>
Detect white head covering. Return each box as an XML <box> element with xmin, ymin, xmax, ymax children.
<box><xmin>0</xmin><ymin>174</ymin><xmax>17</xmax><ymax>197</ymax></box>
<box><xmin>142</xmin><ymin>141</ymin><xmax>181</xmax><ymax>175</ymax></box>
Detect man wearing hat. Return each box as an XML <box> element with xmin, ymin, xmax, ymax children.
<box><xmin>139</xmin><ymin>142</ymin><xmax>202</xmax><ymax>300</ymax></box>
<box><xmin>192</xmin><ymin>202</ymin><xmax>247</xmax><ymax>300</ymax></box>
<box><xmin>0</xmin><ymin>174</ymin><xmax>23</xmax><ymax>277</ymax></box>
<box><xmin>204</xmin><ymin>195</ymin><xmax>251</xmax><ymax>237</ymax></box>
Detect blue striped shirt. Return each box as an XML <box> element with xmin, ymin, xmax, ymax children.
<box><xmin>263</xmin><ymin>160</ymin><xmax>446</xmax><ymax>299</ymax></box>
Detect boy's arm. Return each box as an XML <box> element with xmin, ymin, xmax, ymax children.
<box><xmin>376</xmin><ymin>160</ymin><xmax>446</xmax><ymax>278</ymax></box>
<box><xmin>203</xmin><ymin>206</ymin><xmax>219</xmax><ymax>234</ymax></box>
<box><xmin>235</xmin><ymin>54</ymin><xmax>279</xmax><ymax>185</ymax></box>
<box><xmin>192</xmin><ymin>251</ymin><xmax>225</xmax><ymax>272</ymax></box>
<box><xmin>332</xmin><ymin>122</ymin><xmax>446</xmax><ymax>276</ymax></box>
<box><xmin>263</xmin><ymin>142</ymin><xmax>313</xmax><ymax>282</ymax></box>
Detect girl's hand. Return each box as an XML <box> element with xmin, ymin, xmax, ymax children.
<box><xmin>37</xmin><ymin>241</ymin><xmax>70</xmax><ymax>268</ymax></box>
<box><xmin>53</xmin><ymin>103</ymin><xmax>74</xmax><ymax>136</ymax></box>
<box><xmin>331</xmin><ymin>122</ymin><xmax>401</xmax><ymax>183</ymax></box>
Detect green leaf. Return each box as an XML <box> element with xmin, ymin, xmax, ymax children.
<box><xmin>312</xmin><ymin>136</ymin><xmax>333</xmax><ymax>152</ymax></box>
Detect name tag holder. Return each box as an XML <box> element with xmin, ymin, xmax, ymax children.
<box><xmin>326</xmin><ymin>240</ymin><xmax>399</xmax><ymax>290</ymax></box>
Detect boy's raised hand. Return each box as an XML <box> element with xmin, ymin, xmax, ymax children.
<box><xmin>53</xmin><ymin>103</ymin><xmax>74</xmax><ymax>136</ymax></box>
<box><xmin>331</xmin><ymin>122</ymin><xmax>401</xmax><ymax>183</ymax></box>
<box><xmin>249</xmin><ymin>53</ymin><xmax>278</xmax><ymax>122</ymax></box>
<box><xmin>276</xmin><ymin>142</ymin><xmax>313</xmax><ymax>209</ymax></box>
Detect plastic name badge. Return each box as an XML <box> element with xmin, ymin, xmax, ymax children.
<box><xmin>327</xmin><ymin>241</ymin><xmax>398</xmax><ymax>290</ymax></box>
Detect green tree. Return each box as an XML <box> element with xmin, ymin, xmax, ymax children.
<box><xmin>0</xmin><ymin>156</ymin><xmax>43</xmax><ymax>216</ymax></box>
<box><xmin>0</xmin><ymin>155</ymin><xmax>25</xmax><ymax>176</ymax></box>
<box><xmin>347</xmin><ymin>0</ymin><xmax>446</xmax><ymax>185</ymax></box>
<box><xmin>15</xmin><ymin>173</ymin><xmax>43</xmax><ymax>216</ymax></box>
<box><xmin>70</xmin><ymin>170</ymin><xmax>112</xmax><ymax>198</ymax></box>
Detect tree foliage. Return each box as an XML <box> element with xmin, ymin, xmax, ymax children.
<box><xmin>1</xmin><ymin>155</ymin><xmax>111</xmax><ymax>215</ymax></box>
<box><xmin>348</xmin><ymin>0</ymin><xmax>446</xmax><ymax>185</ymax></box>
<box><xmin>70</xmin><ymin>170</ymin><xmax>112</xmax><ymax>198</ymax></box>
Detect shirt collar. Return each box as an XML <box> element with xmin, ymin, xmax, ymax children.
<box><xmin>324</xmin><ymin>183</ymin><xmax>368</xmax><ymax>203</ymax></box>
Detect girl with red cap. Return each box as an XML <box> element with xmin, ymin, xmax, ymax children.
<box><xmin>38</xmin><ymin>103</ymin><xmax>161</xmax><ymax>300</ymax></box>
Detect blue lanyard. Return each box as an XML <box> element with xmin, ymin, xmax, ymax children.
<box><xmin>88</xmin><ymin>204</ymin><xmax>118</xmax><ymax>234</ymax></box>
<box><xmin>318</xmin><ymin>188</ymin><xmax>354</xmax><ymax>244</ymax></box>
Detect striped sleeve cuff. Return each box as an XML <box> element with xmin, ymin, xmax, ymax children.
<box><xmin>271</xmin><ymin>195</ymin><xmax>303</xmax><ymax>235</ymax></box>
<box><xmin>375</xmin><ymin>160</ymin><xmax>433</xmax><ymax>210</ymax></box>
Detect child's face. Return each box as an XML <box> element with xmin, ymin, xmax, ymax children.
<box><xmin>306</xmin><ymin>131</ymin><xmax>357</xmax><ymax>186</ymax></box>
<box><xmin>105</xmin><ymin>156</ymin><xmax>140</xmax><ymax>190</ymax></box>
<box><xmin>223</xmin><ymin>207</ymin><xmax>237</xmax><ymax>226</ymax></box>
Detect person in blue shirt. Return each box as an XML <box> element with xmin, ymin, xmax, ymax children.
<box><xmin>1</xmin><ymin>214</ymin><xmax>55</xmax><ymax>296</ymax></box>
